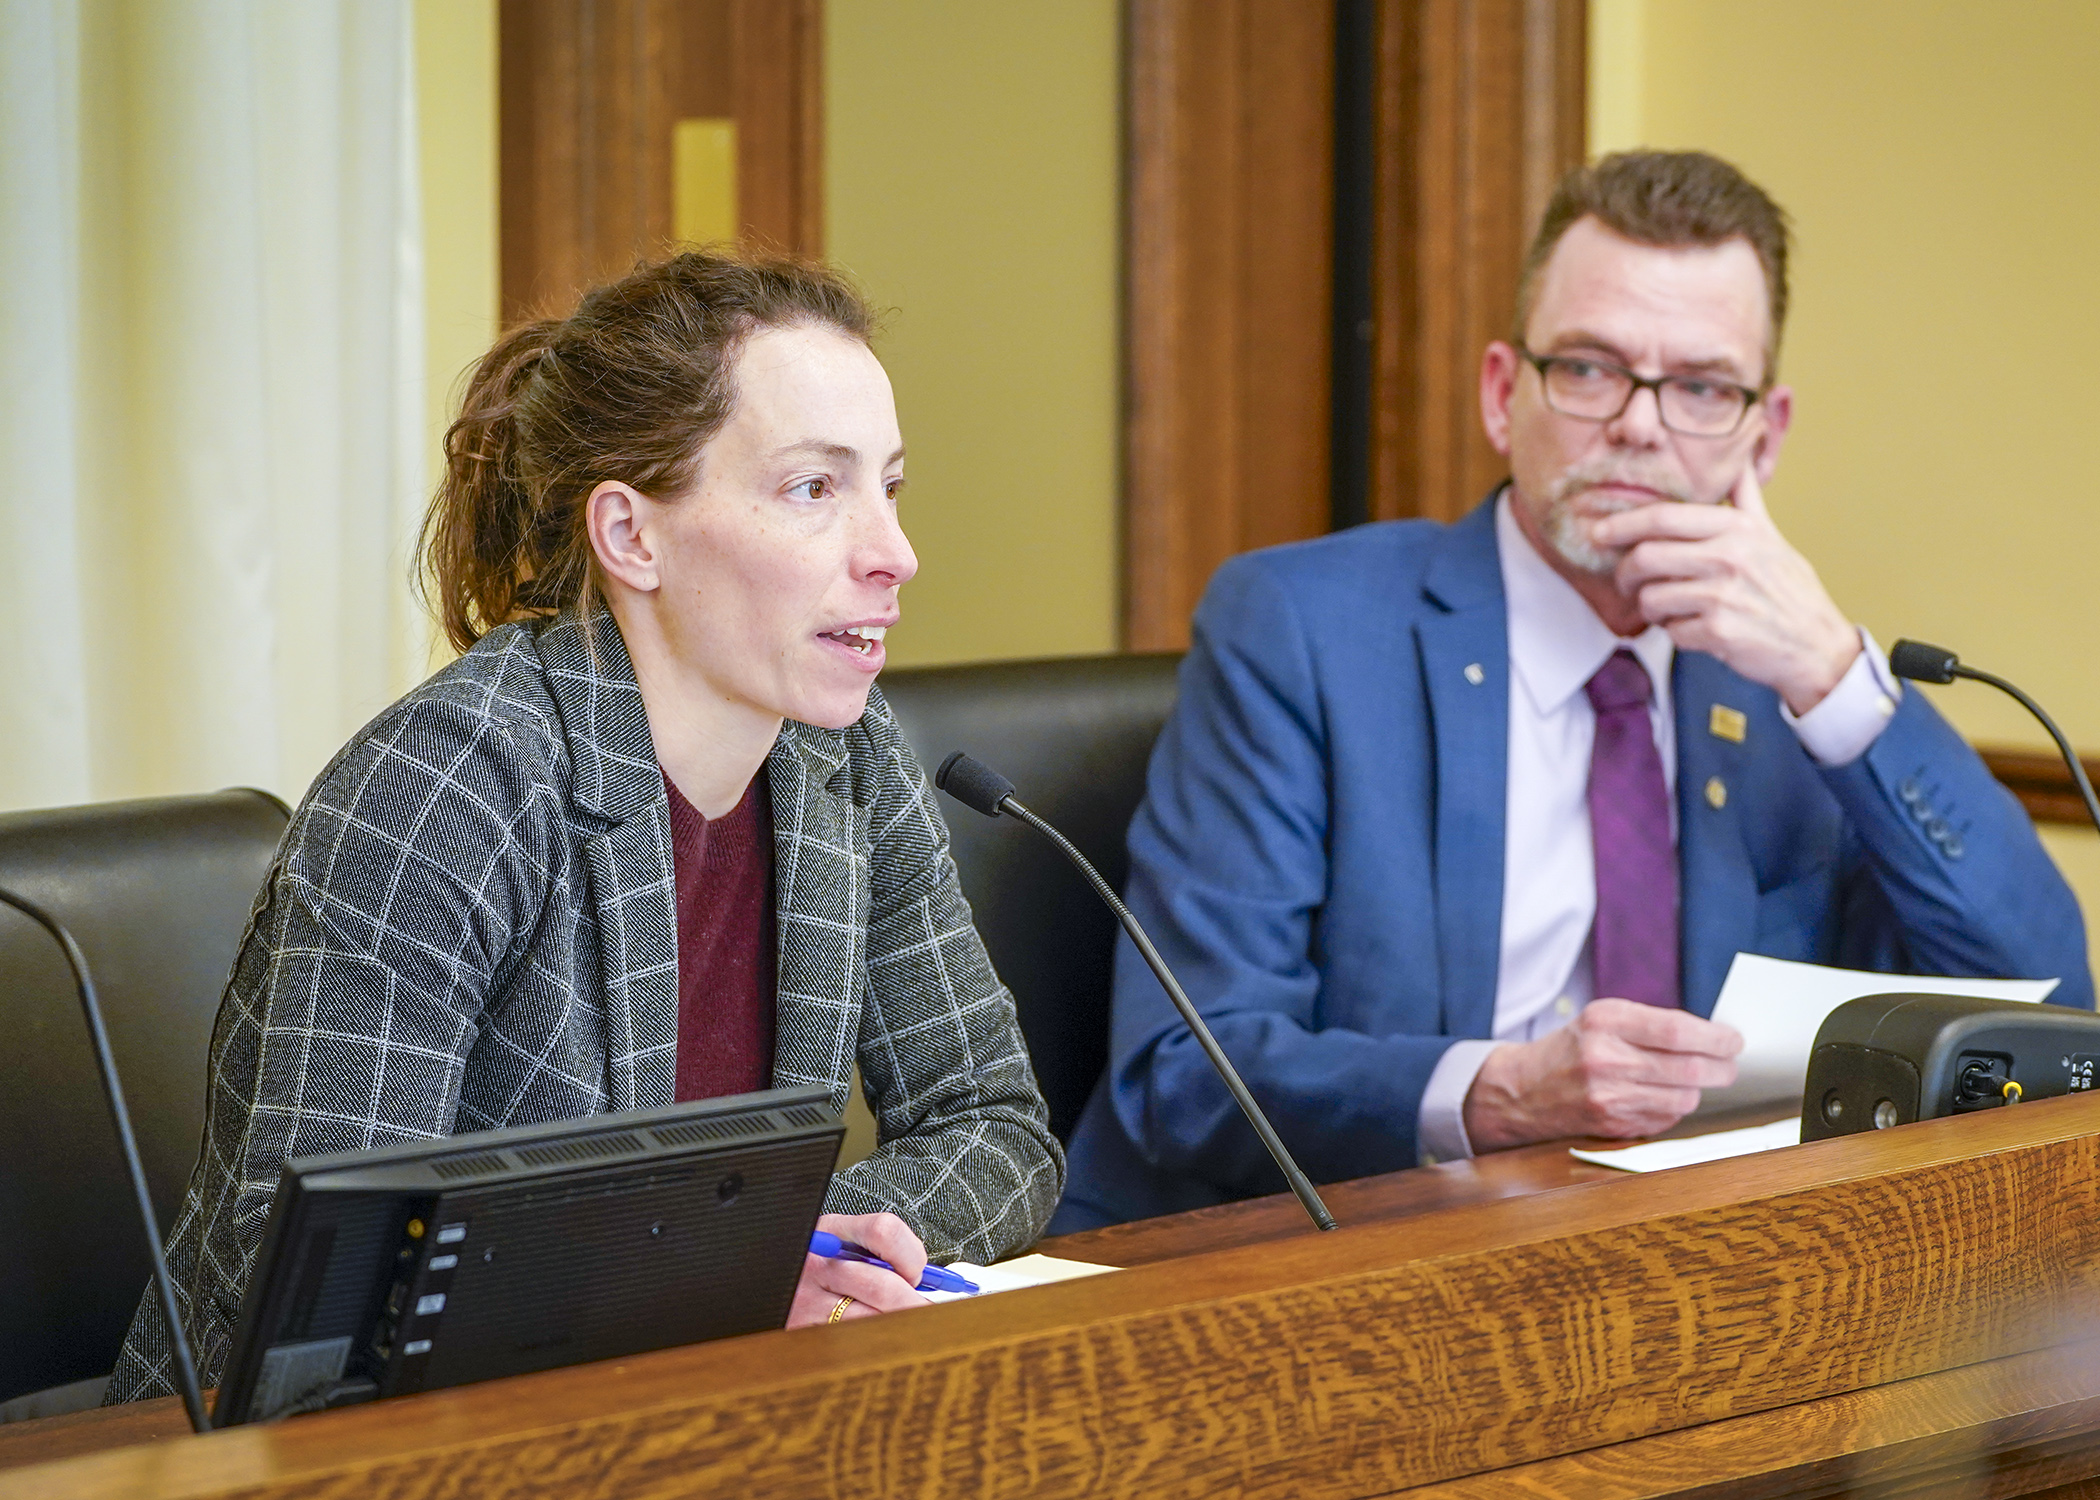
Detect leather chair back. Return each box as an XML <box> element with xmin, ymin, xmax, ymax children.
<box><xmin>880</xmin><ymin>655</ymin><xmax>1181</xmax><ymax>1142</ymax></box>
<box><xmin>0</xmin><ymin>790</ymin><xmax>289</xmax><ymax>1406</ymax></box>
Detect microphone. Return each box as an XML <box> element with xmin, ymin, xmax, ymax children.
<box><xmin>0</xmin><ymin>884</ymin><xmax>210</xmax><ymax>1432</ymax></box>
<box><xmin>934</xmin><ymin>751</ymin><xmax>1338</xmax><ymax>1232</ymax></box>
<box><xmin>1888</xmin><ymin>640</ymin><xmax>2100</xmax><ymax>837</ymax></box>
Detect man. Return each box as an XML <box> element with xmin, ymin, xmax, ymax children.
<box><xmin>1053</xmin><ymin>150</ymin><xmax>2090</xmax><ymax>1230</ymax></box>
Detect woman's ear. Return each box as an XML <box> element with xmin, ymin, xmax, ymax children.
<box><xmin>586</xmin><ymin>481</ymin><xmax>661</xmax><ymax>594</ymax></box>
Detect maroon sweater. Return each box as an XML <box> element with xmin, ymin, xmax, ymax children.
<box><xmin>664</xmin><ymin>772</ymin><xmax>776</xmax><ymax>1101</ymax></box>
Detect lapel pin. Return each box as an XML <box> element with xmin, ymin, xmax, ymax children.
<box><xmin>1705</xmin><ymin>776</ymin><xmax>1728</xmax><ymax>810</ymax></box>
<box><xmin>1709</xmin><ymin>704</ymin><xmax>1747</xmax><ymax>743</ymax></box>
<box><xmin>1464</xmin><ymin>663</ymin><xmax>1485</xmax><ymax>685</ymax></box>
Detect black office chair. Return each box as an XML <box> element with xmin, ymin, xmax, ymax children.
<box><xmin>0</xmin><ymin>789</ymin><xmax>289</xmax><ymax>1417</ymax></box>
<box><xmin>881</xmin><ymin>654</ymin><xmax>1182</xmax><ymax>1143</ymax></box>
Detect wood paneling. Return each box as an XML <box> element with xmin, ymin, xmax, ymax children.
<box><xmin>1983</xmin><ymin>745</ymin><xmax>2100</xmax><ymax>829</ymax></box>
<box><xmin>1389</xmin><ymin>1337</ymin><xmax>2100</xmax><ymax>1499</ymax></box>
<box><xmin>1</xmin><ymin>1110</ymin><xmax>1723</xmax><ymax>1475</ymax></box>
<box><xmin>1368</xmin><ymin>0</ymin><xmax>1585</xmax><ymax>524</ymax></box>
<box><xmin>726</xmin><ymin>0</ymin><xmax>822</xmax><ymax>257</ymax></box>
<box><xmin>499</xmin><ymin>0</ymin><xmax>821</xmax><ymax>325</ymax></box>
<box><xmin>1123</xmin><ymin>0</ymin><xmax>1338</xmax><ymax>651</ymax></box>
<box><xmin>1123</xmin><ymin>0</ymin><xmax>1586</xmax><ymax>649</ymax></box>
<box><xmin>10</xmin><ymin>1095</ymin><xmax>2100</xmax><ymax>1499</ymax></box>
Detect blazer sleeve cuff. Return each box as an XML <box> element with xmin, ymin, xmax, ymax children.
<box><xmin>1417</xmin><ymin>1039</ymin><xmax>1501</xmax><ymax>1163</ymax></box>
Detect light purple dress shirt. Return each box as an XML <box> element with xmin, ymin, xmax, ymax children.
<box><xmin>1414</xmin><ymin>492</ymin><xmax>1903</xmax><ymax>1162</ymax></box>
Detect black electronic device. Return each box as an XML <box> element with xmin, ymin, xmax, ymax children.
<box><xmin>1801</xmin><ymin>993</ymin><xmax>2100</xmax><ymax>1141</ymax></box>
<box><xmin>212</xmin><ymin>1088</ymin><xmax>842</xmax><ymax>1426</ymax></box>
<box><xmin>934</xmin><ymin>750</ymin><xmax>1339</xmax><ymax>1232</ymax></box>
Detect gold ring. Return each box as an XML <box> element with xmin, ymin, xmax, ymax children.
<box><xmin>828</xmin><ymin>1295</ymin><xmax>855</xmax><ymax>1325</ymax></box>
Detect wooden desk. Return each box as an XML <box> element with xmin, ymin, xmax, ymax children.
<box><xmin>5</xmin><ymin>1098</ymin><xmax>2100</xmax><ymax>1498</ymax></box>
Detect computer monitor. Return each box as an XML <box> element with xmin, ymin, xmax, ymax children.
<box><xmin>211</xmin><ymin>1086</ymin><xmax>842</xmax><ymax>1426</ymax></box>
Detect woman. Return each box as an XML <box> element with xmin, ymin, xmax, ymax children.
<box><xmin>109</xmin><ymin>252</ymin><xmax>1063</xmax><ymax>1402</ymax></box>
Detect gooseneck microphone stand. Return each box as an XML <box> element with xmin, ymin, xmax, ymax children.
<box><xmin>1888</xmin><ymin>639</ymin><xmax>2100</xmax><ymax>836</ymax></box>
<box><xmin>935</xmin><ymin>751</ymin><xmax>1338</xmax><ymax>1233</ymax></box>
<box><xmin>0</xmin><ymin>885</ymin><xmax>210</xmax><ymax>1432</ymax></box>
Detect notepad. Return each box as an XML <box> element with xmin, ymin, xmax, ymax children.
<box><xmin>923</xmin><ymin>1252</ymin><xmax>1121</xmax><ymax>1303</ymax></box>
<box><xmin>1694</xmin><ymin>954</ymin><xmax>2057</xmax><ymax>1116</ymax></box>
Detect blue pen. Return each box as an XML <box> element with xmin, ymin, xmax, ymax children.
<box><xmin>808</xmin><ymin>1230</ymin><xmax>980</xmax><ymax>1294</ymax></box>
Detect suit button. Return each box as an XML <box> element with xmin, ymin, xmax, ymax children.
<box><xmin>1705</xmin><ymin>776</ymin><xmax>1727</xmax><ymax>810</ymax></box>
<box><xmin>1898</xmin><ymin>777</ymin><xmax>1923</xmax><ymax>805</ymax></box>
<box><xmin>1925</xmin><ymin>817</ymin><xmax>1950</xmax><ymax>843</ymax></box>
<box><xmin>1943</xmin><ymin>833</ymin><xmax>1965</xmax><ymax>859</ymax></box>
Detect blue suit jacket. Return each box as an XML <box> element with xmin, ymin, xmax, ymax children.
<box><xmin>1056</xmin><ymin>499</ymin><xmax>2092</xmax><ymax>1229</ymax></box>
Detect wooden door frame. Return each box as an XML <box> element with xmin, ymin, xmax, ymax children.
<box><xmin>1122</xmin><ymin>0</ymin><xmax>1586</xmax><ymax>651</ymax></box>
<box><xmin>499</xmin><ymin>0</ymin><xmax>822</xmax><ymax>327</ymax></box>
<box><xmin>1121</xmin><ymin>0</ymin><xmax>1340</xmax><ymax>654</ymax></box>
<box><xmin>1368</xmin><ymin>0</ymin><xmax>1585</xmax><ymax>529</ymax></box>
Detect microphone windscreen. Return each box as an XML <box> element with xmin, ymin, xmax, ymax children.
<box><xmin>1889</xmin><ymin>639</ymin><xmax>1960</xmax><ymax>684</ymax></box>
<box><xmin>935</xmin><ymin>752</ymin><xmax>1016</xmax><ymax>817</ymax></box>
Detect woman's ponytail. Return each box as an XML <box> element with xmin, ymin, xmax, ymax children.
<box><xmin>421</xmin><ymin>321</ymin><xmax>567</xmax><ymax>653</ymax></box>
<box><xmin>417</xmin><ymin>250</ymin><xmax>877</xmax><ymax>653</ymax></box>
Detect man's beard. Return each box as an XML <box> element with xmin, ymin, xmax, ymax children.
<box><xmin>1534</xmin><ymin>461</ymin><xmax>1698</xmax><ymax>575</ymax></box>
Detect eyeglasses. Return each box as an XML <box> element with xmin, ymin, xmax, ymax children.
<box><xmin>1517</xmin><ymin>345</ymin><xmax>1764</xmax><ymax>437</ymax></box>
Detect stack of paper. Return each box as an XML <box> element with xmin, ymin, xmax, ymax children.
<box><xmin>1696</xmin><ymin>954</ymin><xmax>2056</xmax><ymax>1115</ymax></box>
<box><xmin>1572</xmin><ymin>1117</ymin><xmax>1801</xmax><ymax>1172</ymax></box>
<box><xmin>1564</xmin><ymin>956</ymin><xmax>2060</xmax><ymax>1174</ymax></box>
<box><xmin>925</xmin><ymin>1253</ymin><xmax>1120</xmax><ymax>1303</ymax></box>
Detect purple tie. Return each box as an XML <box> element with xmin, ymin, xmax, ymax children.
<box><xmin>1586</xmin><ymin>651</ymin><xmax>1681</xmax><ymax>1009</ymax></box>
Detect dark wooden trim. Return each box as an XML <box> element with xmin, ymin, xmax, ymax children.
<box><xmin>1120</xmin><ymin>0</ymin><xmax>1183</xmax><ymax>653</ymax></box>
<box><xmin>1123</xmin><ymin>0</ymin><xmax>1338</xmax><ymax>652</ymax></box>
<box><xmin>1982</xmin><ymin>745</ymin><xmax>2100</xmax><ymax>829</ymax></box>
<box><xmin>1122</xmin><ymin>0</ymin><xmax>1587</xmax><ymax>650</ymax></box>
<box><xmin>499</xmin><ymin>0</ymin><xmax>821</xmax><ymax>327</ymax></box>
<box><xmin>1368</xmin><ymin>0</ymin><xmax>1585</xmax><ymax>525</ymax></box>
<box><xmin>729</xmin><ymin>0</ymin><xmax>823</xmax><ymax>257</ymax></box>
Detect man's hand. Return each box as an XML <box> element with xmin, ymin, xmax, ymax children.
<box><xmin>1462</xmin><ymin>1000</ymin><xmax>1744</xmax><ymax>1152</ymax></box>
<box><xmin>1593</xmin><ymin>466</ymin><xmax>1859</xmax><ymax>715</ymax></box>
<box><xmin>786</xmin><ymin>1211</ymin><xmax>932</xmax><ymax>1327</ymax></box>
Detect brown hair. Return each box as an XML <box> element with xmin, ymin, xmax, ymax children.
<box><xmin>421</xmin><ymin>250</ymin><xmax>877</xmax><ymax>652</ymax></box>
<box><xmin>1513</xmin><ymin>150</ymin><xmax>1793</xmax><ymax>378</ymax></box>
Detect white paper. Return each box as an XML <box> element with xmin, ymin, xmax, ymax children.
<box><xmin>1571</xmin><ymin>1117</ymin><xmax>1801</xmax><ymax>1172</ymax></box>
<box><xmin>924</xmin><ymin>1252</ymin><xmax>1121</xmax><ymax>1303</ymax></box>
<box><xmin>1697</xmin><ymin>954</ymin><xmax>2058</xmax><ymax>1115</ymax></box>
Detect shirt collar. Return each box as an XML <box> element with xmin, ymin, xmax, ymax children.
<box><xmin>1495</xmin><ymin>488</ymin><xmax>1675</xmax><ymax>717</ymax></box>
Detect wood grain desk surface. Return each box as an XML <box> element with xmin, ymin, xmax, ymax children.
<box><xmin>5</xmin><ymin>1099</ymin><xmax>2098</xmax><ymax>1499</ymax></box>
<box><xmin>0</xmin><ymin>1111</ymin><xmax>1645</xmax><ymax>1473</ymax></box>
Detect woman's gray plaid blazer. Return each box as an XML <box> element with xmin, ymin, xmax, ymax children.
<box><xmin>108</xmin><ymin>611</ymin><xmax>1064</xmax><ymax>1402</ymax></box>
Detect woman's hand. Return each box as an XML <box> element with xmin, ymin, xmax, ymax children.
<box><xmin>786</xmin><ymin>1211</ymin><xmax>933</xmax><ymax>1326</ymax></box>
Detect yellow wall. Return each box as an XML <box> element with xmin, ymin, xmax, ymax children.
<box><xmin>411</xmin><ymin>1</ymin><xmax>1120</xmax><ymax>674</ymax></box>
<box><xmin>1589</xmin><ymin>0</ymin><xmax>2100</xmax><ymax>951</ymax></box>
<box><xmin>413</xmin><ymin>0</ymin><xmax>499</xmax><ymax>672</ymax></box>
<box><xmin>819</xmin><ymin>0</ymin><xmax>1122</xmax><ymax>1161</ymax></box>
<box><xmin>824</xmin><ymin>0</ymin><xmax>1122</xmax><ymax>668</ymax></box>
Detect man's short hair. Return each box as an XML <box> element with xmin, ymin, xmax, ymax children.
<box><xmin>1514</xmin><ymin>150</ymin><xmax>1793</xmax><ymax>379</ymax></box>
